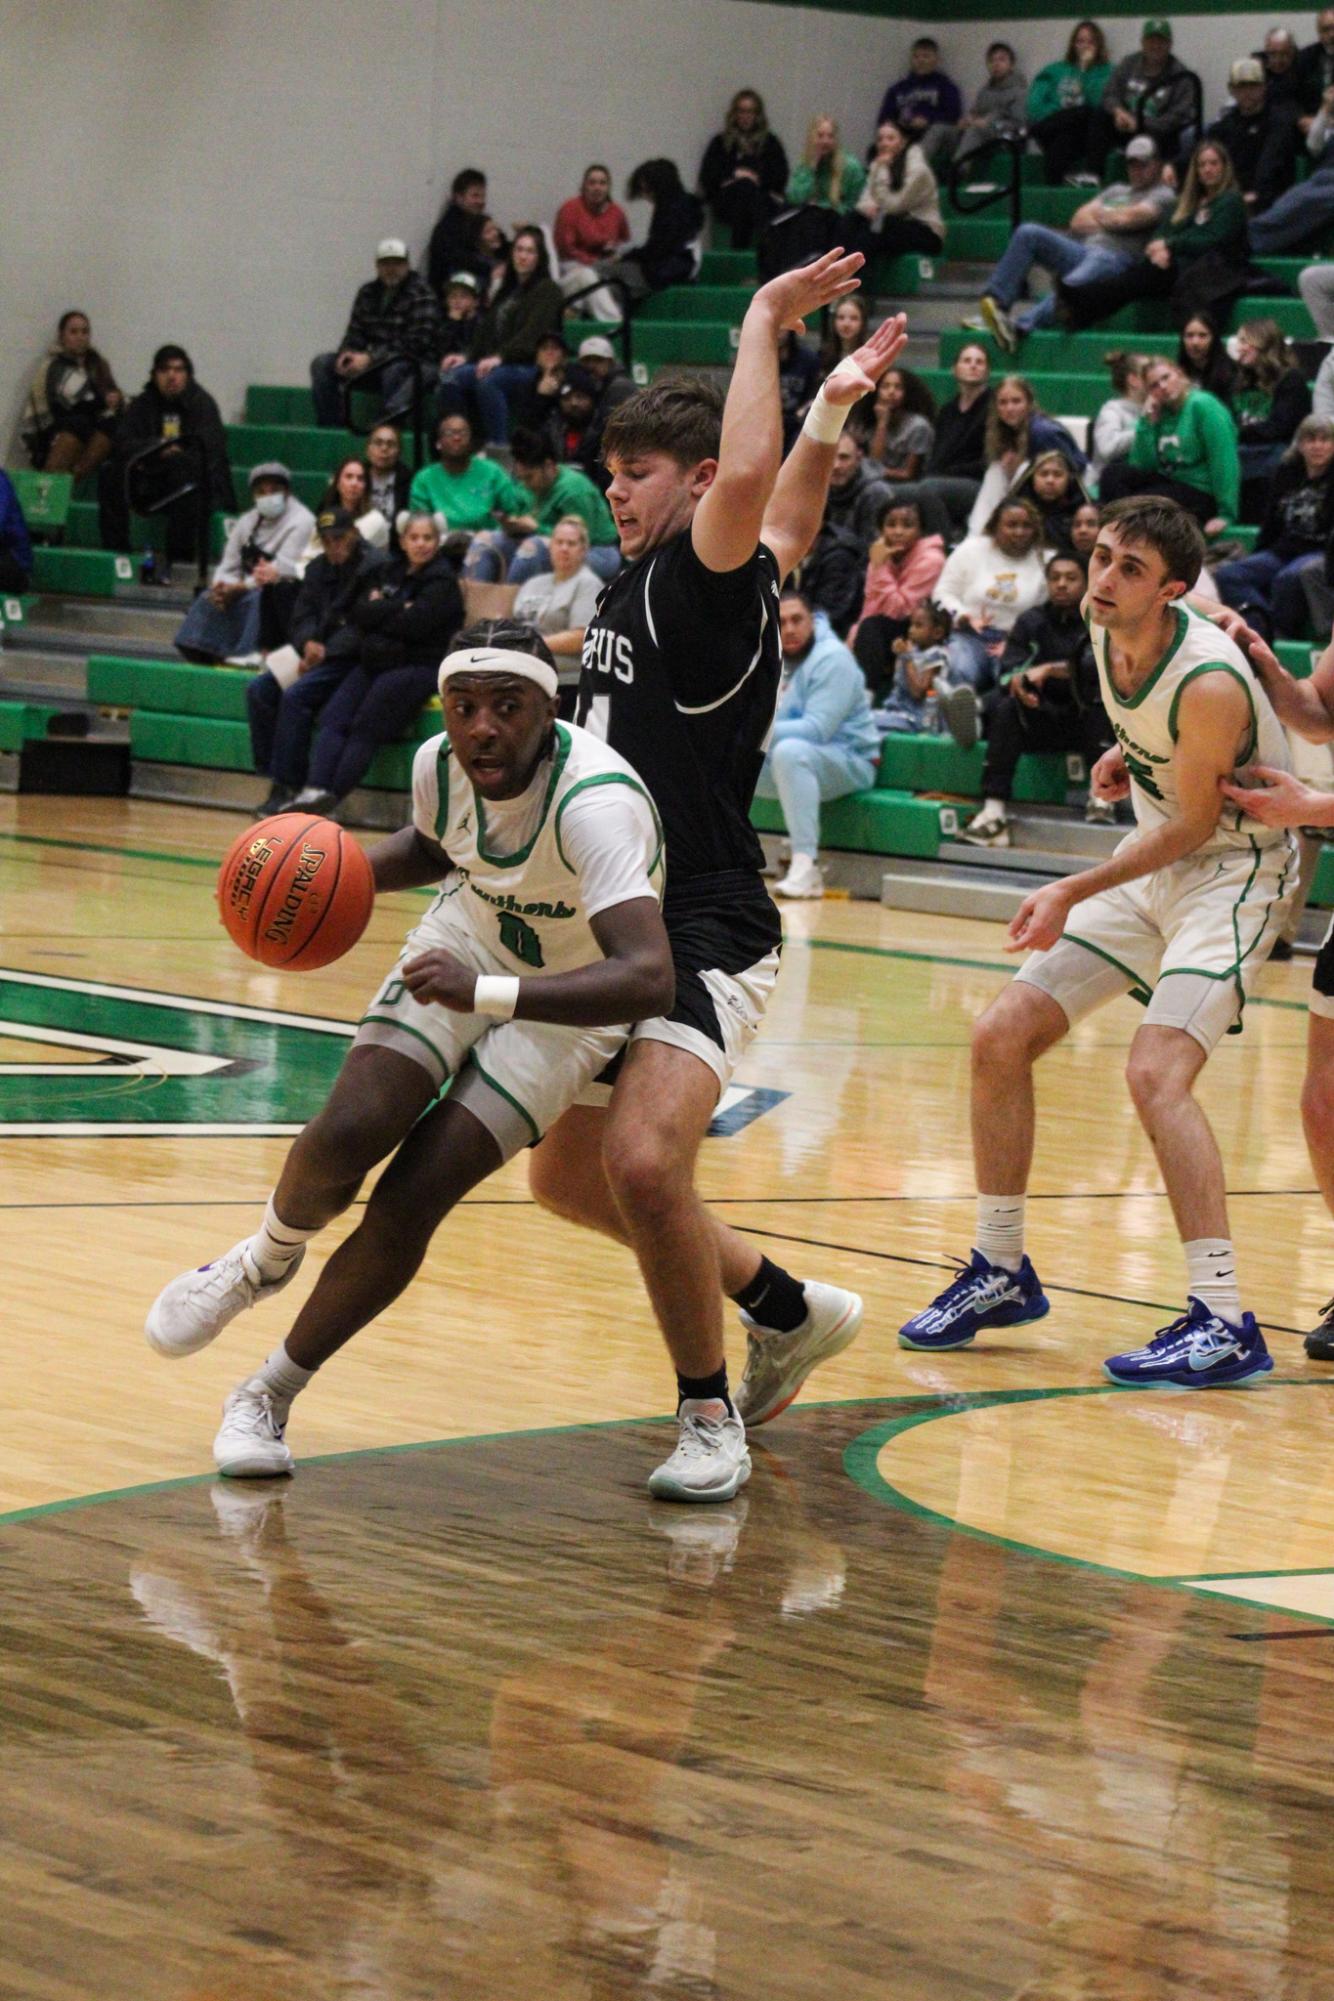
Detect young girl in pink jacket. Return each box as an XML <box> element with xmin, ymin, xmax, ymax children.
<box><xmin>850</xmin><ymin>496</ymin><xmax>946</xmax><ymax>696</ymax></box>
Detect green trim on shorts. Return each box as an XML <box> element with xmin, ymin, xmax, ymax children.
<box><xmin>472</xmin><ymin>723</ymin><xmax>573</xmax><ymax>870</ymax></box>
<box><xmin>467</xmin><ymin>1051</ymin><xmax>541</xmax><ymax>1144</ymax></box>
<box><xmin>1062</xmin><ymin>933</ymin><xmax>1152</xmax><ymax>1006</ymax></box>
<box><xmin>1152</xmin><ymin>835</ymin><xmax>1292</xmax><ymax>1037</ymax></box>
<box><xmin>356</xmin><ymin>1013</ymin><xmax>451</xmax><ymax>1079</ymax></box>
<box><xmin>1166</xmin><ymin>661</ymin><xmax>1258</xmax><ymax>767</ymax></box>
<box><xmin>553</xmin><ymin>772</ymin><xmax>666</xmax><ymax>880</ymax></box>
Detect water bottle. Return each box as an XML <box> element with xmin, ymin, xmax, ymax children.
<box><xmin>139</xmin><ymin>548</ymin><xmax>157</xmax><ymax>587</ymax></box>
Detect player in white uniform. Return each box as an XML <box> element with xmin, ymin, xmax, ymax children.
<box><xmin>1212</xmin><ymin>626</ymin><xmax>1334</xmax><ymax>1358</ymax></box>
<box><xmin>900</xmin><ymin>496</ymin><xmax>1298</xmax><ymax>1388</ymax></box>
<box><xmin>146</xmin><ymin>625</ymin><xmax>676</xmax><ymax>1479</ymax></box>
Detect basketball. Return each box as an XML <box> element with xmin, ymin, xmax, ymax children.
<box><xmin>216</xmin><ymin>814</ymin><xmax>374</xmax><ymax>970</ymax></box>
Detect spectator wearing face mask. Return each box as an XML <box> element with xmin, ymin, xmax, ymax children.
<box><xmin>174</xmin><ymin>462</ymin><xmax>315</xmax><ymax>665</ymax></box>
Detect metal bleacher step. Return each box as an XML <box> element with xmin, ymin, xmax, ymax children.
<box><xmin>131</xmin><ymin>760</ymin><xmax>408</xmax><ymax>830</ymax></box>
<box><xmin>10</xmin><ymin>594</ymin><xmax>184</xmax><ymax>662</ymax></box>
<box><xmin>878</xmin><ymin>808</ymin><xmax>1124</xmax><ymax>920</ymax></box>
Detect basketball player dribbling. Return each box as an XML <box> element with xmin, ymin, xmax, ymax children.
<box><xmin>145</xmin><ymin>625</ymin><xmax>678</xmax><ymax>1477</ymax></box>
<box><xmin>527</xmin><ymin>252</ymin><xmax>910</xmax><ymax>1501</ymax></box>
<box><xmin>1213</xmin><ymin>626</ymin><xmax>1334</xmax><ymax>1359</ymax></box>
<box><xmin>900</xmin><ymin>497</ymin><xmax>1298</xmax><ymax>1388</ymax></box>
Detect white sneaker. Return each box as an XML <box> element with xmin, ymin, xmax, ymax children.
<box><xmin>773</xmin><ymin>855</ymin><xmax>824</xmax><ymax>899</ymax></box>
<box><xmin>146</xmin><ymin>1241</ymin><xmax>306</xmax><ymax>1358</ymax></box>
<box><xmin>734</xmin><ymin>1281</ymin><xmax>865</xmax><ymax>1426</ymax></box>
<box><xmin>1084</xmin><ymin>796</ymin><xmax>1116</xmax><ymax>826</ymax></box>
<box><xmin>647</xmin><ymin>1398</ymin><xmax>751</xmax><ymax>1503</ymax></box>
<box><xmin>213</xmin><ymin>1377</ymin><xmax>295</xmax><ymax>1478</ymax></box>
<box><xmin>958</xmin><ymin>808</ymin><xmax>1011</xmax><ymax>848</ymax></box>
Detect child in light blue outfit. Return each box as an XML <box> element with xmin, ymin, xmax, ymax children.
<box><xmin>874</xmin><ymin>601</ymin><xmax>955</xmax><ymax>732</ymax></box>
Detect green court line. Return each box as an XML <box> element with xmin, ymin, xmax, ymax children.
<box><xmin>843</xmin><ymin>1382</ymin><xmax>1334</xmax><ymax>1627</ymax></box>
<box><xmin>0</xmin><ymin>831</ymin><xmax>218</xmax><ymax>869</ymax></box>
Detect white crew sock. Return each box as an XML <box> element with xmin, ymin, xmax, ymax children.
<box><xmin>1184</xmin><ymin>1238</ymin><xmax>1242</xmax><ymax>1327</ymax></box>
<box><xmin>976</xmin><ymin>1194</ymin><xmax>1025</xmax><ymax>1273</ymax></box>
<box><xmin>982</xmin><ymin>797</ymin><xmax>1007</xmax><ymax>820</ymax></box>
<box><xmin>255</xmin><ymin>1343</ymin><xmax>315</xmax><ymax>1403</ymax></box>
<box><xmin>246</xmin><ymin>1195</ymin><xmax>317</xmax><ymax>1283</ymax></box>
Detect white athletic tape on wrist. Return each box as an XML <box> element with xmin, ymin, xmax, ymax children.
<box><xmin>802</xmin><ymin>389</ymin><xmax>850</xmax><ymax>447</ymax></box>
<box><xmin>473</xmin><ymin>975</ymin><xmax>520</xmax><ymax>1019</ymax></box>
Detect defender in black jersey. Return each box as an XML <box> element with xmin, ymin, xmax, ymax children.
<box><xmin>529</xmin><ymin>252</ymin><xmax>909</xmax><ymax>1500</ymax></box>
<box><xmin>1215</xmin><ymin>624</ymin><xmax>1334</xmax><ymax>1358</ymax></box>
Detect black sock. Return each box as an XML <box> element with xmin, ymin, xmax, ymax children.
<box><xmin>677</xmin><ymin>1365</ymin><xmax>734</xmax><ymax>1414</ymax></box>
<box><xmin>731</xmin><ymin>1256</ymin><xmax>807</xmax><ymax>1334</ymax></box>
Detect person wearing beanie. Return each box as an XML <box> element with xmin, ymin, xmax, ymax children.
<box><xmin>97</xmin><ymin>343</ymin><xmax>233</xmax><ymax>571</ymax></box>
<box><xmin>174</xmin><ymin>463</ymin><xmax>315</xmax><ymax>665</ymax></box>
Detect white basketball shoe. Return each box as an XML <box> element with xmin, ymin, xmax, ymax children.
<box><xmin>647</xmin><ymin>1399</ymin><xmax>751</xmax><ymax>1504</ymax></box>
<box><xmin>146</xmin><ymin>1241</ymin><xmax>306</xmax><ymax>1357</ymax></box>
<box><xmin>213</xmin><ymin>1377</ymin><xmax>296</xmax><ymax>1479</ymax></box>
<box><xmin>734</xmin><ymin>1281</ymin><xmax>864</xmax><ymax>1426</ymax></box>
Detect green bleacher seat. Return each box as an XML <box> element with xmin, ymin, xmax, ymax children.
<box><xmin>0</xmin><ymin>701</ymin><xmax>65</xmax><ymax>753</ymax></box>
<box><xmin>64</xmin><ymin>501</ymin><xmax>234</xmax><ymax>561</ymax></box>
<box><xmin>938</xmin><ymin>328</ymin><xmax>1180</xmax><ymax>371</ymax></box>
<box><xmin>91</xmin><ymin>655</ymin><xmax>445</xmax><ymax>743</ymax></box>
<box><xmin>8</xmin><ymin>469</ymin><xmax>73</xmax><ymax>537</ymax></box>
<box><xmin>863</xmin><ymin>251</ymin><xmax>935</xmax><ymax>298</ymax></box>
<box><xmin>647</xmin><ymin>285</ymin><xmax>752</xmax><ymax>323</ymax></box>
<box><xmin>631</xmin><ymin>322</ymin><xmax>737</xmax><ymax>368</ymax></box>
<box><xmin>750</xmin><ymin>786</ymin><xmax>947</xmax><ymax>858</ymax></box>
<box><xmin>697</xmin><ymin>251</ymin><xmax>755</xmax><ymax>285</ymax></box>
<box><xmin>0</xmin><ymin>593</ymin><xmax>36</xmax><ymax>629</ymax></box>
<box><xmin>31</xmin><ymin>547</ymin><xmax>133</xmax><ymax>595</ymax></box>
<box><xmin>1276</xmin><ymin>641</ymin><xmax>1321</xmax><ymax>679</ymax></box>
<box><xmin>876</xmin><ymin>733</ymin><xmax>1070</xmax><ymax>803</ymax></box>
<box><xmin>225</xmin><ymin>424</ymin><xmax>355</xmax><ymax>474</ymax></box>
<box><xmin>1310</xmin><ymin>847</ymin><xmax>1334</xmax><ymax>908</ymax></box>
<box><xmin>130</xmin><ymin>712</ymin><xmax>422</xmax><ymax>790</ymax></box>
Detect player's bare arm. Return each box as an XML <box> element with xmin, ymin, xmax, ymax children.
<box><xmin>1008</xmin><ymin>673</ymin><xmax>1252</xmax><ymax>952</ymax></box>
<box><xmin>1230</xmin><ymin>630</ymin><xmax>1334</xmax><ymax>744</ymax></box>
<box><xmin>690</xmin><ymin>247</ymin><xmax>865</xmax><ymax>576</ymax></box>
<box><xmin>369</xmin><ymin>825</ymin><xmax>454</xmax><ymax>892</ymax></box>
<box><xmin>402</xmin><ymin>896</ymin><xmax>674</xmax><ymax>1026</ymax></box>
<box><xmin>1221</xmin><ymin>763</ymin><xmax>1334</xmax><ymax>829</ymax></box>
<box><xmin>761</xmin><ymin>313</ymin><xmax>909</xmax><ymax>584</ymax></box>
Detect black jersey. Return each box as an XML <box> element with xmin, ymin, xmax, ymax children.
<box><xmin>576</xmin><ymin>527</ymin><xmax>782</xmax><ymax>885</ymax></box>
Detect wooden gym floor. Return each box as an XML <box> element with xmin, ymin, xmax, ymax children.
<box><xmin>4</xmin><ymin>793</ymin><xmax>1334</xmax><ymax>2000</ymax></box>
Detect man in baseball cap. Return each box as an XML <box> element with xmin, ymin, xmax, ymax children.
<box><xmin>310</xmin><ymin>237</ymin><xmax>443</xmax><ymax>431</ymax></box>
<box><xmin>1092</xmin><ymin>15</ymin><xmax>1195</xmax><ymax>170</ymax></box>
<box><xmin>1206</xmin><ymin>55</ymin><xmax>1297</xmax><ymax>211</ymax></box>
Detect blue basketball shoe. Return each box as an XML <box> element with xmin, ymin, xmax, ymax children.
<box><xmin>899</xmin><ymin>1249</ymin><xmax>1050</xmax><ymax>1351</ymax></box>
<box><xmin>1103</xmin><ymin>1297</ymin><xmax>1273</xmax><ymax>1389</ymax></box>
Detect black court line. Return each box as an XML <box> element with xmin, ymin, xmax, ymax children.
<box><xmin>1231</xmin><ymin>1628</ymin><xmax>1334</xmax><ymax>1643</ymax></box>
<box><xmin>0</xmin><ymin>1188</ymin><xmax>1322</xmax><ymax>1209</ymax></box>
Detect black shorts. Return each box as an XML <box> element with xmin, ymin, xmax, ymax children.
<box><xmin>583</xmin><ymin>870</ymin><xmax>783</xmax><ymax>1098</ymax></box>
<box><xmin>1312</xmin><ymin>914</ymin><xmax>1334</xmax><ymax>1021</ymax></box>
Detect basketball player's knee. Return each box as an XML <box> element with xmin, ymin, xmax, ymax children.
<box><xmin>602</xmin><ymin>1123</ymin><xmax>688</xmax><ymax>1222</ymax></box>
<box><xmin>971</xmin><ymin>999</ymin><xmax>1037</xmax><ymax>1076</ymax></box>
<box><xmin>1124</xmin><ymin>1044</ymin><xmax>1186</xmax><ymax>1119</ymax></box>
<box><xmin>529</xmin><ymin>1143</ymin><xmax>595</xmax><ymax>1223</ymax></box>
<box><xmin>300</xmin><ymin>1097</ymin><xmax>404</xmax><ymax>1182</ymax></box>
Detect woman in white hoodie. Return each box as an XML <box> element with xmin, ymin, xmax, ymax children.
<box><xmin>934</xmin><ymin>495</ymin><xmax>1047</xmax><ymax>687</ymax></box>
<box><xmin>174</xmin><ymin>461</ymin><xmax>314</xmax><ymax>664</ymax></box>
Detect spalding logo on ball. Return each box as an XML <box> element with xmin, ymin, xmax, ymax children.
<box><xmin>217</xmin><ymin>813</ymin><xmax>374</xmax><ymax>970</ymax></box>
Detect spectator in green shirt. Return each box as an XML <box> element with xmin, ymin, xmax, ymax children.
<box><xmin>786</xmin><ymin>115</ymin><xmax>867</xmax><ymax>212</ymax></box>
<box><xmin>407</xmin><ymin>413</ymin><xmax>529</xmax><ymax>532</ymax></box>
<box><xmin>464</xmin><ymin>426</ymin><xmax>621</xmax><ymax>583</ymax></box>
<box><xmin>1027</xmin><ymin>21</ymin><xmax>1114</xmax><ymax>184</ymax></box>
<box><xmin>1100</xmin><ymin>356</ymin><xmax>1240</xmax><ymax>531</ymax></box>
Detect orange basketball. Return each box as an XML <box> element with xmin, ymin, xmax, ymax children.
<box><xmin>216</xmin><ymin>814</ymin><xmax>374</xmax><ymax>970</ymax></box>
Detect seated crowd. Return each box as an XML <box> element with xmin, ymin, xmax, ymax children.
<box><xmin>9</xmin><ymin>14</ymin><xmax>1334</xmax><ymax>871</ymax></box>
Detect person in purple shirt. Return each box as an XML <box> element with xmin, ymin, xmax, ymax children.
<box><xmin>878</xmin><ymin>38</ymin><xmax>964</xmax><ymax>168</ymax></box>
<box><xmin>0</xmin><ymin>471</ymin><xmax>34</xmax><ymax>592</ymax></box>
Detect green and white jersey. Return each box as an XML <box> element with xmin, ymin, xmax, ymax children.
<box><xmin>1089</xmin><ymin>603</ymin><xmax>1292</xmax><ymax>855</ymax></box>
<box><xmin>411</xmin><ymin>720</ymin><xmax>664</xmax><ymax>974</ymax></box>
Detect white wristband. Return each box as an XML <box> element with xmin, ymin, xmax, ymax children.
<box><xmin>473</xmin><ymin>975</ymin><xmax>520</xmax><ymax>1019</ymax></box>
<box><xmin>802</xmin><ymin>388</ymin><xmax>850</xmax><ymax>447</ymax></box>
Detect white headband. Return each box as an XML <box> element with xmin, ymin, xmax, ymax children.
<box><xmin>438</xmin><ymin>645</ymin><xmax>559</xmax><ymax>703</ymax></box>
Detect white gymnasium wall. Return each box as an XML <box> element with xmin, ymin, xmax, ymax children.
<box><xmin>0</xmin><ymin>0</ymin><xmax>905</xmax><ymax>448</ymax></box>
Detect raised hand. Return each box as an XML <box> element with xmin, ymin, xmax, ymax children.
<box><xmin>821</xmin><ymin>313</ymin><xmax>911</xmax><ymax>407</ymax></box>
<box><xmin>1090</xmin><ymin>745</ymin><xmax>1129</xmax><ymax>802</ymax></box>
<box><xmin>750</xmin><ymin>246</ymin><xmax>867</xmax><ymax>335</ymax></box>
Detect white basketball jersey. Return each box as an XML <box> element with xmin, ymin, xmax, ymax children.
<box><xmin>1089</xmin><ymin>604</ymin><xmax>1292</xmax><ymax>854</ymax></box>
<box><xmin>411</xmin><ymin>720</ymin><xmax>664</xmax><ymax>975</ymax></box>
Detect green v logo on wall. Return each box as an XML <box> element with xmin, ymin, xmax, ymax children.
<box><xmin>0</xmin><ymin>971</ymin><xmax>787</xmax><ymax>1138</ymax></box>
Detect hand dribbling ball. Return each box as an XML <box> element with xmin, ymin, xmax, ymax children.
<box><xmin>217</xmin><ymin>814</ymin><xmax>374</xmax><ymax>970</ymax></box>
